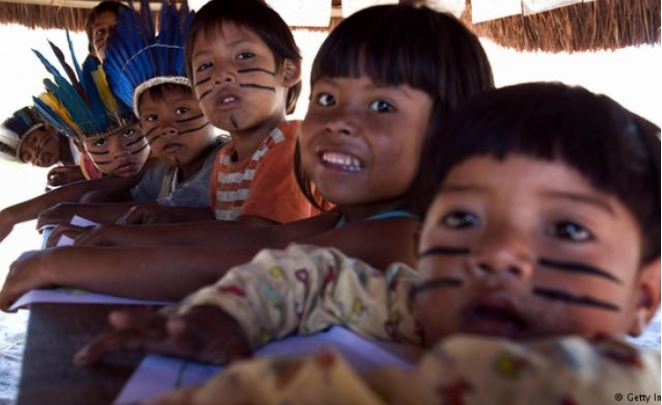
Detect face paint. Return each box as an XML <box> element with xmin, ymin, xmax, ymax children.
<box><xmin>538</xmin><ymin>258</ymin><xmax>622</xmax><ymax>284</ymax></box>
<box><xmin>144</xmin><ymin>126</ymin><xmax>160</xmax><ymax>145</ymax></box>
<box><xmin>125</xmin><ymin>135</ymin><xmax>146</xmax><ymax>148</ymax></box>
<box><xmin>418</xmin><ymin>246</ymin><xmax>470</xmax><ymax>258</ymax></box>
<box><xmin>239</xmin><ymin>83</ymin><xmax>276</xmax><ymax>92</ymax></box>
<box><xmin>198</xmin><ymin>89</ymin><xmax>213</xmax><ymax>100</ymax></box>
<box><xmin>533</xmin><ymin>287</ymin><xmax>621</xmax><ymax>312</ymax></box>
<box><xmin>194</xmin><ymin>77</ymin><xmax>211</xmax><ymax>87</ymax></box>
<box><xmin>237</xmin><ymin>67</ymin><xmax>276</xmax><ymax>76</ymax></box>
<box><xmin>230</xmin><ymin>114</ymin><xmax>238</xmax><ymax>129</ymax></box>
<box><xmin>176</xmin><ymin>114</ymin><xmax>205</xmax><ymax>124</ymax></box>
<box><xmin>177</xmin><ymin>122</ymin><xmax>211</xmax><ymax>136</ymax></box>
<box><xmin>411</xmin><ymin>277</ymin><xmax>463</xmax><ymax>297</ymax></box>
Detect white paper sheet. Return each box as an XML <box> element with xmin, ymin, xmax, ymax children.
<box><xmin>114</xmin><ymin>326</ymin><xmax>421</xmax><ymax>404</ymax></box>
<box><xmin>9</xmin><ymin>289</ymin><xmax>173</xmax><ymax>311</ymax></box>
<box><xmin>522</xmin><ymin>0</ymin><xmax>582</xmax><ymax>15</ymax></box>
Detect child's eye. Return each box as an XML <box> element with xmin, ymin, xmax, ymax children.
<box><xmin>196</xmin><ymin>62</ymin><xmax>213</xmax><ymax>72</ymax></box>
<box><xmin>441</xmin><ymin>211</ymin><xmax>479</xmax><ymax>229</ymax></box>
<box><xmin>175</xmin><ymin>107</ymin><xmax>190</xmax><ymax>115</ymax></box>
<box><xmin>547</xmin><ymin>221</ymin><xmax>593</xmax><ymax>242</ymax></box>
<box><xmin>236</xmin><ymin>52</ymin><xmax>255</xmax><ymax>60</ymax></box>
<box><xmin>316</xmin><ymin>93</ymin><xmax>336</xmax><ymax>107</ymax></box>
<box><xmin>143</xmin><ymin>114</ymin><xmax>158</xmax><ymax>123</ymax></box>
<box><xmin>94</xmin><ymin>138</ymin><xmax>107</xmax><ymax>147</ymax></box>
<box><xmin>123</xmin><ymin>128</ymin><xmax>136</xmax><ymax>137</ymax></box>
<box><xmin>369</xmin><ymin>99</ymin><xmax>395</xmax><ymax>113</ymax></box>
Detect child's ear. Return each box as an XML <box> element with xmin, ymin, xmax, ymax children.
<box><xmin>280</xmin><ymin>58</ymin><xmax>301</xmax><ymax>88</ymax></box>
<box><xmin>627</xmin><ymin>257</ymin><xmax>660</xmax><ymax>336</ymax></box>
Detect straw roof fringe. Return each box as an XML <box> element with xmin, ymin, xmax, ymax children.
<box><xmin>0</xmin><ymin>0</ymin><xmax>660</xmax><ymax>52</ymax></box>
<box><xmin>464</xmin><ymin>0</ymin><xmax>660</xmax><ymax>53</ymax></box>
<box><xmin>0</xmin><ymin>3</ymin><xmax>89</xmax><ymax>31</ymax></box>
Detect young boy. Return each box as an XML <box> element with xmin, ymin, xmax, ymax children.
<box><xmin>0</xmin><ymin>106</ymin><xmax>94</xmax><ymax>186</ymax></box>
<box><xmin>74</xmin><ymin>83</ymin><xmax>660</xmax><ymax>403</ymax></box>
<box><xmin>30</xmin><ymin>0</ymin><xmax>223</xmax><ymax>232</ymax></box>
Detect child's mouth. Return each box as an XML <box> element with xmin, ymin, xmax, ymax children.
<box><xmin>163</xmin><ymin>143</ymin><xmax>182</xmax><ymax>154</ymax></box>
<box><xmin>214</xmin><ymin>93</ymin><xmax>240</xmax><ymax>110</ymax></box>
<box><xmin>460</xmin><ymin>299</ymin><xmax>530</xmax><ymax>339</ymax></box>
<box><xmin>319</xmin><ymin>151</ymin><xmax>364</xmax><ymax>173</ymax></box>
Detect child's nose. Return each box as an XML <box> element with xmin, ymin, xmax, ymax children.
<box><xmin>325</xmin><ymin>111</ymin><xmax>359</xmax><ymax>137</ymax></box>
<box><xmin>214</xmin><ymin>69</ymin><xmax>236</xmax><ymax>86</ymax></box>
<box><xmin>108</xmin><ymin>136</ymin><xmax>131</xmax><ymax>157</ymax></box>
<box><xmin>466</xmin><ymin>230</ymin><xmax>534</xmax><ymax>282</ymax></box>
<box><xmin>160</xmin><ymin>126</ymin><xmax>178</xmax><ymax>138</ymax></box>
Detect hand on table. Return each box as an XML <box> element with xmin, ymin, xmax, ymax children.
<box><xmin>0</xmin><ymin>249</ymin><xmax>54</xmax><ymax>311</ymax></box>
<box><xmin>74</xmin><ymin>305</ymin><xmax>251</xmax><ymax>366</ymax></box>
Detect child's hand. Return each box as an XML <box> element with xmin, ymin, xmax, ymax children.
<box><xmin>116</xmin><ymin>204</ymin><xmax>178</xmax><ymax>225</ymax></box>
<box><xmin>0</xmin><ymin>250</ymin><xmax>53</xmax><ymax>311</ymax></box>
<box><xmin>37</xmin><ymin>202</ymin><xmax>79</xmax><ymax>229</ymax></box>
<box><xmin>45</xmin><ymin>224</ymin><xmax>88</xmax><ymax>247</ymax></box>
<box><xmin>0</xmin><ymin>210</ymin><xmax>15</xmax><ymax>244</ymax></box>
<box><xmin>46</xmin><ymin>166</ymin><xmax>85</xmax><ymax>187</ymax></box>
<box><xmin>74</xmin><ymin>305</ymin><xmax>251</xmax><ymax>366</ymax></box>
<box><xmin>71</xmin><ymin>224</ymin><xmax>123</xmax><ymax>247</ymax></box>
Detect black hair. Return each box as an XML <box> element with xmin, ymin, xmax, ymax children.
<box><xmin>184</xmin><ymin>0</ymin><xmax>301</xmax><ymax>114</ymax></box>
<box><xmin>296</xmin><ymin>4</ymin><xmax>495</xmax><ymax>212</ymax></box>
<box><xmin>424</xmin><ymin>82</ymin><xmax>660</xmax><ymax>264</ymax></box>
<box><xmin>85</xmin><ymin>1</ymin><xmax>130</xmax><ymax>58</ymax></box>
<box><xmin>138</xmin><ymin>83</ymin><xmax>194</xmax><ymax>112</ymax></box>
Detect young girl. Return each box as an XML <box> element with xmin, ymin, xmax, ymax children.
<box><xmin>75</xmin><ymin>83</ymin><xmax>661</xmax><ymax>404</ymax></box>
<box><xmin>0</xmin><ymin>3</ymin><xmax>493</xmax><ymax>305</ymax></box>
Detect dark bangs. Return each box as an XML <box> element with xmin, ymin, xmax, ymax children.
<box><xmin>311</xmin><ymin>4</ymin><xmax>494</xmax><ymax>117</ymax></box>
<box><xmin>140</xmin><ymin>83</ymin><xmax>193</xmax><ymax>107</ymax></box>
<box><xmin>423</xmin><ymin>82</ymin><xmax>660</xmax><ymax>263</ymax></box>
<box><xmin>184</xmin><ymin>0</ymin><xmax>302</xmax><ymax>114</ymax></box>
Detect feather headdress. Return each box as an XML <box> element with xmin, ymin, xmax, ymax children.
<box><xmin>0</xmin><ymin>106</ymin><xmax>45</xmax><ymax>162</ymax></box>
<box><xmin>31</xmin><ymin>32</ymin><xmax>137</xmax><ymax>142</ymax></box>
<box><xmin>103</xmin><ymin>0</ymin><xmax>195</xmax><ymax>116</ymax></box>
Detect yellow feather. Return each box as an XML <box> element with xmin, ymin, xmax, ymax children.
<box><xmin>38</xmin><ymin>92</ymin><xmax>81</xmax><ymax>135</ymax></box>
<box><xmin>91</xmin><ymin>66</ymin><xmax>118</xmax><ymax>112</ymax></box>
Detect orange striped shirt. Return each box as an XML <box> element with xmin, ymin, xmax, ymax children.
<box><xmin>209</xmin><ymin>121</ymin><xmax>318</xmax><ymax>223</ymax></box>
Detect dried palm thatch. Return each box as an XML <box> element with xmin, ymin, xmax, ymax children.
<box><xmin>464</xmin><ymin>0</ymin><xmax>661</xmax><ymax>53</ymax></box>
<box><xmin>0</xmin><ymin>3</ymin><xmax>89</xmax><ymax>31</ymax></box>
<box><xmin>0</xmin><ymin>0</ymin><xmax>660</xmax><ymax>52</ymax></box>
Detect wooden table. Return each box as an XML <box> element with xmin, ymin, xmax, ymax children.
<box><xmin>17</xmin><ymin>303</ymin><xmax>144</xmax><ymax>405</ymax></box>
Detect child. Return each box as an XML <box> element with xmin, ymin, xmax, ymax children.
<box><xmin>34</xmin><ymin>0</ymin><xmax>223</xmax><ymax>228</ymax></box>
<box><xmin>0</xmin><ymin>36</ymin><xmax>150</xmax><ymax>244</ymax></box>
<box><xmin>75</xmin><ymin>83</ymin><xmax>661</xmax><ymax>404</ymax></box>
<box><xmin>0</xmin><ymin>3</ymin><xmax>493</xmax><ymax>305</ymax></box>
<box><xmin>85</xmin><ymin>0</ymin><xmax>128</xmax><ymax>62</ymax></box>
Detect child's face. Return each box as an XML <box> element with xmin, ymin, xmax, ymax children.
<box><xmin>82</xmin><ymin>123</ymin><xmax>149</xmax><ymax>177</ymax></box>
<box><xmin>19</xmin><ymin>126</ymin><xmax>63</xmax><ymax>167</ymax></box>
<box><xmin>190</xmin><ymin>23</ymin><xmax>297</xmax><ymax>133</ymax></box>
<box><xmin>300</xmin><ymin>76</ymin><xmax>432</xmax><ymax>206</ymax></box>
<box><xmin>414</xmin><ymin>155</ymin><xmax>660</xmax><ymax>345</ymax></box>
<box><xmin>91</xmin><ymin>11</ymin><xmax>118</xmax><ymax>61</ymax></box>
<box><xmin>138</xmin><ymin>88</ymin><xmax>213</xmax><ymax>167</ymax></box>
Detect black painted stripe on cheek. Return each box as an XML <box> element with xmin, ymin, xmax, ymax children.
<box><xmin>539</xmin><ymin>258</ymin><xmax>622</xmax><ymax>284</ymax></box>
<box><xmin>176</xmin><ymin>114</ymin><xmax>205</xmax><ymax>124</ymax></box>
<box><xmin>194</xmin><ymin>77</ymin><xmax>211</xmax><ymax>87</ymax></box>
<box><xmin>178</xmin><ymin>122</ymin><xmax>211</xmax><ymax>136</ymax></box>
<box><xmin>93</xmin><ymin>159</ymin><xmax>112</xmax><ymax>166</ymax></box>
<box><xmin>237</xmin><ymin>68</ymin><xmax>276</xmax><ymax>76</ymax></box>
<box><xmin>131</xmin><ymin>143</ymin><xmax>149</xmax><ymax>155</ymax></box>
<box><xmin>533</xmin><ymin>287</ymin><xmax>620</xmax><ymax>312</ymax></box>
<box><xmin>87</xmin><ymin>150</ymin><xmax>109</xmax><ymax>156</ymax></box>
<box><xmin>411</xmin><ymin>277</ymin><xmax>463</xmax><ymax>296</ymax></box>
<box><xmin>199</xmin><ymin>89</ymin><xmax>213</xmax><ymax>100</ymax></box>
<box><xmin>125</xmin><ymin>136</ymin><xmax>146</xmax><ymax>147</ymax></box>
<box><xmin>418</xmin><ymin>246</ymin><xmax>470</xmax><ymax>258</ymax></box>
<box><xmin>239</xmin><ymin>83</ymin><xmax>276</xmax><ymax>92</ymax></box>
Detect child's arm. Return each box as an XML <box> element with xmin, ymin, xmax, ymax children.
<box><xmin>0</xmin><ymin>174</ymin><xmax>142</xmax><ymax>243</ymax></box>
<box><xmin>32</xmin><ymin>245</ymin><xmax>419</xmax><ymax>365</ymax></box>
<box><xmin>143</xmin><ymin>336</ymin><xmax>662</xmax><ymax>405</ymax></box>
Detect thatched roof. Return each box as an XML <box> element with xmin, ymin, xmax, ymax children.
<box><xmin>0</xmin><ymin>0</ymin><xmax>659</xmax><ymax>52</ymax></box>
<box><xmin>466</xmin><ymin>0</ymin><xmax>661</xmax><ymax>53</ymax></box>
